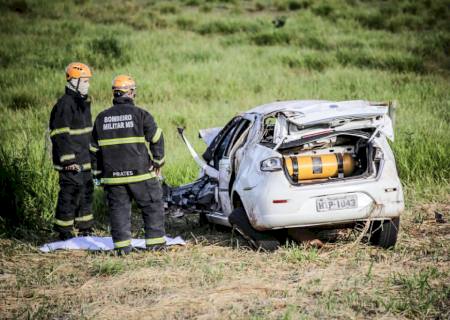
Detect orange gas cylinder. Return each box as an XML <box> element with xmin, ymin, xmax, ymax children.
<box><xmin>284</xmin><ymin>153</ymin><xmax>355</xmax><ymax>182</ymax></box>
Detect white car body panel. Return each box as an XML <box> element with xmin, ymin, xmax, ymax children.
<box><xmin>178</xmin><ymin>100</ymin><xmax>404</xmax><ymax>230</ymax></box>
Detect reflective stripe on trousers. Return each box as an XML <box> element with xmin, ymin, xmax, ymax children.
<box><xmin>75</xmin><ymin>214</ymin><xmax>94</xmax><ymax>222</ymax></box>
<box><xmin>146</xmin><ymin>237</ymin><xmax>166</xmax><ymax>246</ymax></box>
<box><xmin>54</xmin><ymin>219</ymin><xmax>74</xmax><ymax>227</ymax></box>
<box><xmin>114</xmin><ymin>239</ymin><xmax>131</xmax><ymax>249</ymax></box>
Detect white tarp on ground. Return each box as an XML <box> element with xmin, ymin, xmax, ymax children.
<box><xmin>39</xmin><ymin>236</ymin><xmax>186</xmax><ymax>253</ymax></box>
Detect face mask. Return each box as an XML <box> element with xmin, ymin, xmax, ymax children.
<box><xmin>67</xmin><ymin>78</ymin><xmax>90</xmax><ymax>96</ymax></box>
<box><xmin>77</xmin><ymin>79</ymin><xmax>89</xmax><ymax>96</ymax></box>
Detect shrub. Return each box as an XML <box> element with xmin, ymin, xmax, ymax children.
<box><xmin>146</xmin><ymin>12</ymin><xmax>169</xmax><ymax>29</ymax></box>
<box><xmin>8</xmin><ymin>92</ymin><xmax>36</xmax><ymax>110</ymax></box>
<box><xmin>251</xmin><ymin>30</ymin><xmax>291</xmax><ymax>46</ymax></box>
<box><xmin>302</xmin><ymin>54</ymin><xmax>331</xmax><ymax>71</ymax></box>
<box><xmin>417</xmin><ymin>32</ymin><xmax>450</xmax><ymax>58</ymax></box>
<box><xmin>274</xmin><ymin>0</ymin><xmax>289</xmax><ymax>11</ymax></box>
<box><xmin>288</xmin><ymin>0</ymin><xmax>310</xmax><ymax>11</ymax></box>
<box><xmin>6</xmin><ymin>0</ymin><xmax>31</xmax><ymax>14</ymax></box>
<box><xmin>356</xmin><ymin>11</ymin><xmax>386</xmax><ymax>30</ymax></box>
<box><xmin>88</xmin><ymin>35</ymin><xmax>130</xmax><ymax>69</ymax></box>
<box><xmin>73</xmin><ymin>0</ymin><xmax>89</xmax><ymax>5</ymax></box>
<box><xmin>200</xmin><ymin>4</ymin><xmax>212</xmax><ymax>13</ymax></box>
<box><xmin>0</xmin><ymin>144</ymin><xmax>57</xmax><ymax>239</ymax></box>
<box><xmin>379</xmin><ymin>2</ymin><xmax>398</xmax><ymax>17</ymax></box>
<box><xmin>312</xmin><ymin>3</ymin><xmax>334</xmax><ymax>17</ymax></box>
<box><xmin>299</xmin><ymin>34</ymin><xmax>330</xmax><ymax>50</ymax></box>
<box><xmin>386</xmin><ymin>14</ymin><xmax>425</xmax><ymax>32</ymax></box>
<box><xmin>185</xmin><ymin>0</ymin><xmax>200</xmax><ymax>6</ymax></box>
<box><xmin>90</xmin><ymin>35</ymin><xmax>122</xmax><ymax>59</ymax></box>
<box><xmin>283</xmin><ymin>52</ymin><xmax>333</xmax><ymax>71</ymax></box>
<box><xmin>254</xmin><ymin>2</ymin><xmax>266</xmax><ymax>11</ymax></box>
<box><xmin>197</xmin><ymin>19</ymin><xmax>261</xmax><ymax>35</ymax></box>
<box><xmin>176</xmin><ymin>17</ymin><xmax>196</xmax><ymax>30</ymax></box>
<box><xmin>336</xmin><ymin>48</ymin><xmax>425</xmax><ymax>73</ymax></box>
<box><xmin>158</xmin><ymin>3</ymin><xmax>179</xmax><ymax>14</ymax></box>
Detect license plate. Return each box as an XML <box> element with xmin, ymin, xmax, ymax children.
<box><xmin>316</xmin><ymin>194</ymin><xmax>358</xmax><ymax>212</ymax></box>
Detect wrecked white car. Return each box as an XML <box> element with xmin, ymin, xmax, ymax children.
<box><xmin>167</xmin><ymin>100</ymin><xmax>404</xmax><ymax>250</ymax></box>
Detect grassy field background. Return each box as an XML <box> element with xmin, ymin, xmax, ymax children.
<box><xmin>0</xmin><ymin>0</ymin><xmax>449</xmax><ymax>318</ymax></box>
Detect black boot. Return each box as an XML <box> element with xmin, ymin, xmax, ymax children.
<box><xmin>58</xmin><ymin>231</ymin><xmax>75</xmax><ymax>241</ymax></box>
<box><xmin>115</xmin><ymin>245</ymin><xmax>133</xmax><ymax>256</ymax></box>
<box><xmin>146</xmin><ymin>244</ymin><xmax>167</xmax><ymax>252</ymax></box>
<box><xmin>78</xmin><ymin>228</ymin><xmax>94</xmax><ymax>237</ymax></box>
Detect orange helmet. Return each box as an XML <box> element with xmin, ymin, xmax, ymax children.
<box><xmin>65</xmin><ymin>62</ymin><xmax>92</xmax><ymax>81</ymax></box>
<box><xmin>112</xmin><ymin>75</ymin><xmax>136</xmax><ymax>92</ymax></box>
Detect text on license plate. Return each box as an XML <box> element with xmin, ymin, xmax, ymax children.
<box><xmin>316</xmin><ymin>194</ymin><xmax>358</xmax><ymax>212</ymax></box>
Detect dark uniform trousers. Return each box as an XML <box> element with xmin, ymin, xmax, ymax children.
<box><xmin>104</xmin><ymin>178</ymin><xmax>165</xmax><ymax>248</ymax></box>
<box><xmin>55</xmin><ymin>171</ymin><xmax>94</xmax><ymax>233</ymax></box>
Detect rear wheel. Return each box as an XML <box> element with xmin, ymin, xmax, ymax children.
<box><xmin>369</xmin><ymin>217</ymin><xmax>400</xmax><ymax>248</ymax></box>
<box><xmin>228</xmin><ymin>207</ymin><xmax>281</xmax><ymax>251</ymax></box>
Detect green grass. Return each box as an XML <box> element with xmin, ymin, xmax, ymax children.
<box><xmin>282</xmin><ymin>244</ymin><xmax>320</xmax><ymax>263</ymax></box>
<box><xmin>0</xmin><ymin>0</ymin><xmax>449</xmax><ymax>240</ymax></box>
<box><xmin>387</xmin><ymin>267</ymin><xmax>450</xmax><ymax>317</ymax></box>
<box><xmin>92</xmin><ymin>258</ymin><xmax>126</xmax><ymax>276</ymax></box>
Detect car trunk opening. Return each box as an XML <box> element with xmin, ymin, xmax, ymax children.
<box><xmin>278</xmin><ymin>133</ymin><xmax>377</xmax><ymax>185</ymax></box>
<box><xmin>260</xmin><ymin>106</ymin><xmax>390</xmax><ymax>185</ymax></box>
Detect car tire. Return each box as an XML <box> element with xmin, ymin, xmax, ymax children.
<box><xmin>198</xmin><ymin>212</ymin><xmax>209</xmax><ymax>226</ymax></box>
<box><xmin>228</xmin><ymin>207</ymin><xmax>281</xmax><ymax>251</ymax></box>
<box><xmin>369</xmin><ymin>217</ymin><xmax>400</xmax><ymax>248</ymax></box>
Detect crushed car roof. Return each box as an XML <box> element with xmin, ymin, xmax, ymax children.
<box><xmin>246</xmin><ymin>100</ymin><xmax>386</xmax><ymax>116</ymax></box>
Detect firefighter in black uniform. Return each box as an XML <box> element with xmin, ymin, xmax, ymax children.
<box><xmin>49</xmin><ymin>62</ymin><xmax>95</xmax><ymax>240</ymax></box>
<box><xmin>91</xmin><ymin>75</ymin><xmax>166</xmax><ymax>254</ymax></box>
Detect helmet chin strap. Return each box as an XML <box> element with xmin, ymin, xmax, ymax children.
<box><xmin>67</xmin><ymin>78</ymin><xmax>89</xmax><ymax>96</ymax></box>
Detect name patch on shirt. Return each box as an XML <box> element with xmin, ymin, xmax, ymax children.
<box><xmin>112</xmin><ymin>170</ymin><xmax>135</xmax><ymax>177</ymax></box>
<box><xmin>103</xmin><ymin>114</ymin><xmax>134</xmax><ymax>130</ymax></box>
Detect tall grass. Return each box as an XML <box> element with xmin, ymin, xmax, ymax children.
<box><xmin>0</xmin><ymin>0</ymin><xmax>449</xmax><ymax>237</ymax></box>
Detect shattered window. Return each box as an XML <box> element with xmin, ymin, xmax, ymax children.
<box><xmin>262</xmin><ymin>116</ymin><xmax>276</xmax><ymax>143</ymax></box>
<box><xmin>213</xmin><ymin>118</ymin><xmax>251</xmax><ymax>168</ymax></box>
<box><xmin>225</xmin><ymin>119</ymin><xmax>251</xmax><ymax>157</ymax></box>
<box><xmin>215</xmin><ymin>126</ymin><xmax>237</xmax><ymax>162</ymax></box>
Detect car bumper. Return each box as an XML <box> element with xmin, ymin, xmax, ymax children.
<box><xmin>240</xmin><ymin>163</ymin><xmax>404</xmax><ymax>230</ymax></box>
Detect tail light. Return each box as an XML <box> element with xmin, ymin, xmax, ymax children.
<box><xmin>260</xmin><ymin>157</ymin><xmax>283</xmax><ymax>172</ymax></box>
<box><xmin>374</xmin><ymin>148</ymin><xmax>384</xmax><ymax>160</ymax></box>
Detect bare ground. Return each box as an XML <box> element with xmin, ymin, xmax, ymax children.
<box><xmin>1</xmin><ymin>202</ymin><xmax>449</xmax><ymax>319</ymax></box>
